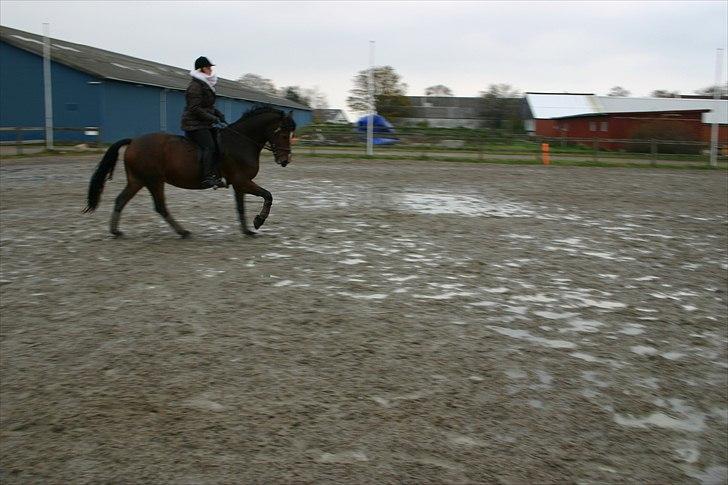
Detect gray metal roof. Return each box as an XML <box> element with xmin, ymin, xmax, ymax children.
<box><xmin>0</xmin><ymin>25</ymin><xmax>310</xmax><ymax>111</ymax></box>
<box><xmin>526</xmin><ymin>92</ymin><xmax>727</xmax><ymax>124</ymax></box>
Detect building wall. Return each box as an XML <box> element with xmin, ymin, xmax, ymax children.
<box><xmin>532</xmin><ymin>111</ymin><xmax>724</xmax><ymax>149</ymax></box>
<box><xmin>1</xmin><ymin>42</ymin><xmax>100</xmax><ymax>142</ymax></box>
<box><xmin>1</xmin><ymin>41</ymin><xmax>312</xmax><ymax>143</ymax></box>
<box><xmin>398</xmin><ymin>118</ymin><xmax>482</xmax><ymax>129</ymax></box>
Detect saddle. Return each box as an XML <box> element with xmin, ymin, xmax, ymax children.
<box><xmin>180</xmin><ymin>132</ymin><xmax>224</xmax><ymax>164</ymax></box>
<box><xmin>178</xmin><ymin>132</ymin><xmax>227</xmax><ymax>188</ymax></box>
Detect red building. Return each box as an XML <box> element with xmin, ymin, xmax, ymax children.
<box><xmin>545</xmin><ymin>110</ymin><xmax>710</xmax><ymax>150</ymax></box>
<box><xmin>525</xmin><ymin>93</ymin><xmax>728</xmax><ymax>151</ymax></box>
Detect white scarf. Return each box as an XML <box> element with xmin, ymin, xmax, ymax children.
<box><xmin>190</xmin><ymin>69</ymin><xmax>218</xmax><ymax>92</ymax></box>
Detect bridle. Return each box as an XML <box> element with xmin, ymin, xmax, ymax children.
<box><xmin>222</xmin><ymin>123</ymin><xmax>291</xmax><ymax>158</ymax></box>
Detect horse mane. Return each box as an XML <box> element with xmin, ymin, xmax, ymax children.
<box><xmin>235</xmin><ymin>105</ymin><xmax>296</xmax><ymax>131</ymax></box>
<box><xmin>238</xmin><ymin>105</ymin><xmax>284</xmax><ymax>122</ymax></box>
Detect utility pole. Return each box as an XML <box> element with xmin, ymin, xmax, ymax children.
<box><xmin>709</xmin><ymin>47</ymin><xmax>724</xmax><ymax>167</ymax></box>
<box><xmin>366</xmin><ymin>40</ymin><xmax>375</xmax><ymax>156</ymax></box>
<box><xmin>43</xmin><ymin>23</ymin><xmax>54</xmax><ymax>150</ymax></box>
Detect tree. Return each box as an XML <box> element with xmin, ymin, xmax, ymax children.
<box><xmin>607</xmin><ymin>86</ymin><xmax>631</xmax><ymax>97</ymax></box>
<box><xmin>237</xmin><ymin>73</ymin><xmax>277</xmax><ymax>95</ymax></box>
<box><xmin>480</xmin><ymin>83</ymin><xmax>523</xmax><ymax>130</ymax></box>
<box><xmin>651</xmin><ymin>89</ymin><xmax>680</xmax><ymax>98</ymax></box>
<box><xmin>279</xmin><ymin>86</ymin><xmax>310</xmax><ymax>106</ymax></box>
<box><xmin>347</xmin><ymin>66</ymin><xmax>410</xmax><ymax>119</ymax></box>
<box><xmin>694</xmin><ymin>84</ymin><xmax>728</xmax><ymax>97</ymax></box>
<box><xmin>302</xmin><ymin>86</ymin><xmax>329</xmax><ymax>109</ymax></box>
<box><xmin>425</xmin><ymin>84</ymin><xmax>453</xmax><ymax>96</ymax></box>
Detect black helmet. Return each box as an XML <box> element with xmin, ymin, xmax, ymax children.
<box><xmin>194</xmin><ymin>56</ymin><xmax>214</xmax><ymax>70</ymax></box>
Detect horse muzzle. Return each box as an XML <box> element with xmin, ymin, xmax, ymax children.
<box><xmin>275</xmin><ymin>153</ymin><xmax>291</xmax><ymax>167</ymax></box>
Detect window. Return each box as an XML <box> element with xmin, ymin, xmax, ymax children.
<box><xmin>600</xmin><ymin>121</ymin><xmax>608</xmax><ymax>132</ymax></box>
<box><xmin>589</xmin><ymin>122</ymin><xmax>597</xmax><ymax>131</ymax></box>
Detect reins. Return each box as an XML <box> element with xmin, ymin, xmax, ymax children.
<box><xmin>220</xmin><ymin>124</ymin><xmax>290</xmax><ymax>155</ymax></box>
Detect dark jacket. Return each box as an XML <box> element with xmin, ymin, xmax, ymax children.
<box><xmin>180</xmin><ymin>78</ymin><xmax>225</xmax><ymax>131</ymax></box>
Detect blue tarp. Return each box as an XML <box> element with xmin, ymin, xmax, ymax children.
<box><xmin>356</xmin><ymin>114</ymin><xmax>395</xmax><ymax>133</ymax></box>
<box><xmin>356</xmin><ymin>114</ymin><xmax>398</xmax><ymax>145</ymax></box>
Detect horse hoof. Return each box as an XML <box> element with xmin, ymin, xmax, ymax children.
<box><xmin>243</xmin><ymin>228</ymin><xmax>256</xmax><ymax>236</ymax></box>
<box><xmin>111</xmin><ymin>230</ymin><xmax>123</xmax><ymax>238</ymax></box>
<box><xmin>253</xmin><ymin>216</ymin><xmax>264</xmax><ymax>230</ymax></box>
<box><xmin>179</xmin><ymin>230</ymin><xmax>191</xmax><ymax>239</ymax></box>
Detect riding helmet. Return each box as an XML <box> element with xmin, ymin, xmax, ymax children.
<box><xmin>194</xmin><ymin>56</ymin><xmax>214</xmax><ymax>70</ymax></box>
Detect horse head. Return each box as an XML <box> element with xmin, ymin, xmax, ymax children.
<box><xmin>232</xmin><ymin>107</ymin><xmax>297</xmax><ymax>167</ymax></box>
<box><xmin>270</xmin><ymin>110</ymin><xmax>297</xmax><ymax>167</ymax></box>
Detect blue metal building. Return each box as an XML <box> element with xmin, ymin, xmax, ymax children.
<box><xmin>0</xmin><ymin>25</ymin><xmax>312</xmax><ymax>143</ymax></box>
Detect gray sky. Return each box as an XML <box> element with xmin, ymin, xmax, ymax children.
<box><xmin>2</xmin><ymin>0</ymin><xmax>726</xmax><ymax>119</ymax></box>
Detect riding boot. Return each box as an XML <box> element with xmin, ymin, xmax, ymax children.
<box><xmin>200</xmin><ymin>148</ymin><xmax>225</xmax><ymax>189</ymax></box>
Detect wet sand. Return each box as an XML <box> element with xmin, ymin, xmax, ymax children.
<box><xmin>1</xmin><ymin>155</ymin><xmax>726</xmax><ymax>483</ymax></box>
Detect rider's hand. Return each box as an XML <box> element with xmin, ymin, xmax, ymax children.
<box><xmin>213</xmin><ymin>120</ymin><xmax>228</xmax><ymax>130</ymax></box>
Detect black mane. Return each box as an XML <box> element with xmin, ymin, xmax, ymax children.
<box><xmin>234</xmin><ymin>105</ymin><xmax>296</xmax><ymax>131</ymax></box>
<box><xmin>238</xmin><ymin>105</ymin><xmax>284</xmax><ymax>122</ymax></box>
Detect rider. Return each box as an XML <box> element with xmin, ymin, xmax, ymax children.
<box><xmin>181</xmin><ymin>56</ymin><xmax>226</xmax><ymax>189</ymax></box>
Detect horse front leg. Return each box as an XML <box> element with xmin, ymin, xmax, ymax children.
<box><xmin>247</xmin><ymin>181</ymin><xmax>273</xmax><ymax>230</ymax></box>
<box><xmin>233</xmin><ymin>184</ymin><xmax>255</xmax><ymax>236</ymax></box>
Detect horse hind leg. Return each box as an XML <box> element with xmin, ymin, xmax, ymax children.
<box><xmin>110</xmin><ymin>180</ymin><xmax>143</xmax><ymax>237</ymax></box>
<box><xmin>147</xmin><ymin>182</ymin><xmax>190</xmax><ymax>238</ymax></box>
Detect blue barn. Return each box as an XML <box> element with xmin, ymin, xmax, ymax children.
<box><xmin>0</xmin><ymin>25</ymin><xmax>312</xmax><ymax>143</ymax></box>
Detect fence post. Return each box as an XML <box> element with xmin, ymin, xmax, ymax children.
<box><xmin>650</xmin><ymin>139</ymin><xmax>657</xmax><ymax>167</ymax></box>
<box><xmin>16</xmin><ymin>128</ymin><xmax>23</xmax><ymax>155</ymax></box>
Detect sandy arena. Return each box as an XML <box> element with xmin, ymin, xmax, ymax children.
<box><xmin>1</xmin><ymin>154</ymin><xmax>727</xmax><ymax>484</ymax></box>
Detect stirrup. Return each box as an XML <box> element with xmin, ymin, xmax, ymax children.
<box><xmin>202</xmin><ymin>176</ymin><xmax>225</xmax><ymax>189</ymax></box>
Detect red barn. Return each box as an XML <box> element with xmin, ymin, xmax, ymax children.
<box><xmin>525</xmin><ymin>93</ymin><xmax>728</xmax><ymax>150</ymax></box>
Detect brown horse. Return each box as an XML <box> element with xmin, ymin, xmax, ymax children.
<box><xmin>84</xmin><ymin>106</ymin><xmax>296</xmax><ymax>237</ymax></box>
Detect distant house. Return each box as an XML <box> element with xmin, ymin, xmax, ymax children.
<box><xmin>0</xmin><ymin>25</ymin><xmax>312</xmax><ymax>142</ymax></box>
<box><xmin>524</xmin><ymin>93</ymin><xmax>727</xmax><ymax>148</ymax></box>
<box><xmin>397</xmin><ymin>96</ymin><xmax>484</xmax><ymax>128</ymax></box>
<box><xmin>313</xmin><ymin>109</ymin><xmax>349</xmax><ymax>124</ymax></box>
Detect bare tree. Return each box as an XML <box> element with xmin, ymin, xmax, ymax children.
<box><xmin>607</xmin><ymin>86</ymin><xmax>631</xmax><ymax>97</ymax></box>
<box><xmin>694</xmin><ymin>84</ymin><xmax>728</xmax><ymax>97</ymax></box>
<box><xmin>237</xmin><ymin>73</ymin><xmax>277</xmax><ymax>95</ymax></box>
<box><xmin>278</xmin><ymin>86</ymin><xmax>310</xmax><ymax>106</ymax></box>
<box><xmin>480</xmin><ymin>84</ymin><xmax>523</xmax><ymax>130</ymax></box>
<box><xmin>425</xmin><ymin>84</ymin><xmax>453</xmax><ymax>96</ymax></box>
<box><xmin>347</xmin><ymin>65</ymin><xmax>409</xmax><ymax>119</ymax></box>
<box><xmin>651</xmin><ymin>89</ymin><xmax>680</xmax><ymax>98</ymax></box>
<box><xmin>302</xmin><ymin>86</ymin><xmax>329</xmax><ymax>109</ymax></box>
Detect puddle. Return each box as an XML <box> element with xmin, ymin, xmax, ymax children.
<box><xmin>631</xmin><ymin>345</ymin><xmax>658</xmax><ymax>356</ymax></box>
<box><xmin>397</xmin><ymin>193</ymin><xmax>535</xmax><ymax>217</ymax></box>
<box><xmin>563</xmin><ymin>318</ymin><xmax>604</xmax><ymax>333</ymax></box>
<box><xmin>614</xmin><ymin>399</ymin><xmax>705</xmax><ymax>432</ymax></box>
<box><xmin>487</xmin><ymin>326</ymin><xmax>576</xmax><ymax>349</ymax></box>
<box><xmin>618</xmin><ymin>324</ymin><xmax>645</xmax><ymax>335</ymax></box>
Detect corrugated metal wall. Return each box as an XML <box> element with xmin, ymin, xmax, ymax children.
<box><xmin>1</xmin><ymin>42</ymin><xmax>312</xmax><ymax>143</ymax></box>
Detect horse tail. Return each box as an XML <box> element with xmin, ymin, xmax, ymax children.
<box><xmin>83</xmin><ymin>138</ymin><xmax>132</xmax><ymax>213</ymax></box>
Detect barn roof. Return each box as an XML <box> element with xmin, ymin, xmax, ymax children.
<box><xmin>0</xmin><ymin>25</ymin><xmax>310</xmax><ymax>111</ymax></box>
<box><xmin>526</xmin><ymin>92</ymin><xmax>727</xmax><ymax>124</ymax></box>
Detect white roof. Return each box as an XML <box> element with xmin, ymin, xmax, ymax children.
<box><xmin>526</xmin><ymin>93</ymin><xmax>728</xmax><ymax>124</ymax></box>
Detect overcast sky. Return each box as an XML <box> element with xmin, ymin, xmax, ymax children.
<box><xmin>1</xmin><ymin>0</ymin><xmax>726</xmax><ymax>119</ymax></box>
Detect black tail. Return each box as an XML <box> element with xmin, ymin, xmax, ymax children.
<box><xmin>83</xmin><ymin>138</ymin><xmax>132</xmax><ymax>213</ymax></box>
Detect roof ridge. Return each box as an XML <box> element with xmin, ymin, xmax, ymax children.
<box><xmin>0</xmin><ymin>24</ymin><xmax>310</xmax><ymax>111</ymax></box>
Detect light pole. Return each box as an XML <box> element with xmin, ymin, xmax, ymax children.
<box><xmin>43</xmin><ymin>23</ymin><xmax>54</xmax><ymax>150</ymax></box>
<box><xmin>709</xmin><ymin>47</ymin><xmax>724</xmax><ymax>168</ymax></box>
<box><xmin>366</xmin><ymin>40</ymin><xmax>375</xmax><ymax>156</ymax></box>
